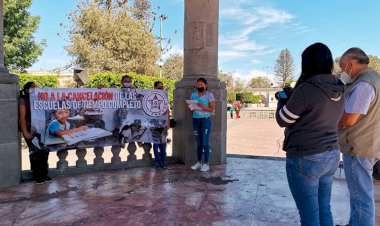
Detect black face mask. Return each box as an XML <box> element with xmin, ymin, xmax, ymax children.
<box><xmin>197</xmin><ymin>87</ymin><xmax>205</xmax><ymax>92</ymax></box>
<box><xmin>157</xmin><ymin>87</ymin><xmax>163</xmax><ymax>90</ymax></box>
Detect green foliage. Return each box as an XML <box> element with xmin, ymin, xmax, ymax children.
<box><xmin>4</xmin><ymin>0</ymin><xmax>46</xmax><ymax>72</ymax></box>
<box><xmin>368</xmin><ymin>55</ymin><xmax>380</xmax><ymax>73</ymax></box>
<box><xmin>18</xmin><ymin>74</ymin><xmax>59</xmax><ymax>89</ymax></box>
<box><xmin>86</xmin><ymin>72</ymin><xmax>175</xmax><ymax>103</ymax></box>
<box><xmin>249</xmin><ymin>76</ymin><xmax>271</xmax><ymax>88</ymax></box>
<box><xmin>252</xmin><ymin>95</ymin><xmax>261</xmax><ymax>104</ymax></box>
<box><xmin>274</xmin><ymin>48</ymin><xmax>295</xmax><ymax>87</ymax></box>
<box><xmin>65</xmin><ymin>0</ymin><xmax>159</xmax><ymax>75</ymax></box>
<box><xmin>236</xmin><ymin>92</ymin><xmax>254</xmax><ymax>104</ymax></box>
<box><xmin>227</xmin><ymin>92</ymin><xmax>236</xmax><ymax>103</ymax></box>
<box><xmin>162</xmin><ymin>53</ymin><xmax>183</xmax><ymax>80</ymax></box>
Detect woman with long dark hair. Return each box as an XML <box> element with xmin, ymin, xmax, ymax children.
<box><xmin>275</xmin><ymin>43</ymin><xmax>345</xmax><ymax>225</ymax></box>
<box><xmin>19</xmin><ymin>82</ymin><xmax>51</xmax><ymax>184</ymax></box>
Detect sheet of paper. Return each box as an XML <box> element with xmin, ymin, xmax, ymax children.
<box><xmin>186</xmin><ymin>100</ymin><xmax>202</xmax><ymax>110</ymax></box>
<box><xmin>62</xmin><ymin>128</ymin><xmax>113</xmax><ymax>145</ymax></box>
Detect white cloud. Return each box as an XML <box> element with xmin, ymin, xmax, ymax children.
<box><xmin>219</xmin><ymin>50</ymin><xmax>248</xmax><ymax>58</ymax></box>
<box><xmin>161</xmin><ymin>45</ymin><xmax>183</xmax><ymax>61</ymax></box>
<box><xmin>219</xmin><ymin>2</ymin><xmax>308</xmax><ymax>67</ymax></box>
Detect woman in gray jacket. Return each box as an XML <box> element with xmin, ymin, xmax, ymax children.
<box><xmin>275</xmin><ymin>42</ymin><xmax>345</xmax><ymax>226</ymax></box>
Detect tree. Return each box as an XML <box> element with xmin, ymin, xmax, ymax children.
<box><xmin>132</xmin><ymin>0</ymin><xmax>153</xmax><ymax>21</ymax></box>
<box><xmin>234</xmin><ymin>78</ymin><xmax>246</xmax><ymax>93</ymax></box>
<box><xmin>162</xmin><ymin>53</ymin><xmax>183</xmax><ymax>80</ymax></box>
<box><xmin>249</xmin><ymin>76</ymin><xmax>271</xmax><ymax>88</ymax></box>
<box><xmin>65</xmin><ymin>0</ymin><xmax>159</xmax><ymax>75</ymax></box>
<box><xmin>4</xmin><ymin>0</ymin><xmax>46</xmax><ymax>72</ymax></box>
<box><xmin>218</xmin><ymin>70</ymin><xmax>234</xmax><ymax>91</ymax></box>
<box><xmin>274</xmin><ymin>48</ymin><xmax>294</xmax><ymax>87</ymax></box>
<box><xmin>369</xmin><ymin>55</ymin><xmax>380</xmax><ymax>73</ymax></box>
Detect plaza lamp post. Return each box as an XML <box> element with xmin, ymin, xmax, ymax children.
<box><xmin>159</xmin><ymin>14</ymin><xmax>168</xmax><ymax>78</ymax></box>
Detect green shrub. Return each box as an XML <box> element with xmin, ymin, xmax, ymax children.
<box><xmin>86</xmin><ymin>72</ymin><xmax>176</xmax><ymax>103</ymax></box>
<box><xmin>227</xmin><ymin>92</ymin><xmax>236</xmax><ymax>103</ymax></box>
<box><xmin>236</xmin><ymin>92</ymin><xmax>254</xmax><ymax>104</ymax></box>
<box><xmin>252</xmin><ymin>95</ymin><xmax>261</xmax><ymax>104</ymax></box>
<box><xmin>18</xmin><ymin>74</ymin><xmax>59</xmax><ymax>89</ymax></box>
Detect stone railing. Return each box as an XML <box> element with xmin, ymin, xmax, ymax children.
<box><xmin>21</xmin><ymin>142</ymin><xmax>176</xmax><ymax>181</ymax></box>
<box><xmin>239</xmin><ymin>108</ymin><xmax>276</xmax><ymax>119</ymax></box>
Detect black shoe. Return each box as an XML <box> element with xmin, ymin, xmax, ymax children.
<box><xmin>44</xmin><ymin>176</ymin><xmax>52</xmax><ymax>183</ymax></box>
<box><xmin>35</xmin><ymin>179</ymin><xmax>45</xmax><ymax>185</ymax></box>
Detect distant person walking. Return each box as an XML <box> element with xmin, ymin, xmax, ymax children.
<box><xmin>234</xmin><ymin>101</ymin><xmax>241</xmax><ymax>119</ymax></box>
<box><xmin>275</xmin><ymin>43</ymin><xmax>345</xmax><ymax>226</ymax></box>
<box><xmin>189</xmin><ymin>78</ymin><xmax>215</xmax><ymax>172</ymax></box>
<box><xmin>229</xmin><ymin>106</ymin><xmax>234</xmax><ymax>119</ymax></box>
<box><xmin>338</xmin><ymin>47</ymin><xmax>380</xmax><ymax>226</ymax></box>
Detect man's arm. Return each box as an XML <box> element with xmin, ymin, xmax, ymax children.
<box><xmin>339</xmin><ymin>113</ymin><xmax>361</xmax><ymax>126</ymax></box>
<box><xmin>339</xmin><ymin>82</ymin><xmax>375</xmax><ymax>126</ymax></box>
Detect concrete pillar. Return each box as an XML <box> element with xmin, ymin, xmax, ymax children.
<box><xmin>0</xmin><ymin>0</ymin><xmax>21</xmax><ymax>189</ymax></box>
<box><xmin>173</xmin><ymin>0</ymin><xmax>226</xmax><ymax>165</ymax></box>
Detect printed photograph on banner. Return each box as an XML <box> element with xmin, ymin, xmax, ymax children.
<box><xmin>29</xmin><ymin>88</ymin><xmax>169</xmax><ymax>151</ymax></box>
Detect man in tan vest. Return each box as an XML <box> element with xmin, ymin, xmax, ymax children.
<box><xmin>338</xmin><ymin>48</ymin><xmax>380</xmax><ymax>226</ymax></box>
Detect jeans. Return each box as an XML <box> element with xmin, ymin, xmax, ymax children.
<box><xmin>153</xmin><ymin>143</ymin><xmax>166</xmax><ymax>167</ymax></box>
<box><xmin>343</xmin><ymin>154</ymin><xmax>378</xmax><ymax>226</ymax></box>
<box><xmin>286</xmin><ymin>148</ymin><xmax>340</xmax><ymax>226</ymax></box>
<box><xmin>192</xmin><ymin>117</ymin><xmax>211</xmax><ymax>164</ymax></box>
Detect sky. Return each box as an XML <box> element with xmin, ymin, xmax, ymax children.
<box><xmin>29</xmin><ymin>0</ymin><xmax>380</xmax><ymax>83</ymax></box>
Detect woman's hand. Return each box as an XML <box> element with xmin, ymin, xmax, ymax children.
<box><xmin>197</xmin><ymin>102</ymin><xmax>205</xmax><ymax>109</ymax></box>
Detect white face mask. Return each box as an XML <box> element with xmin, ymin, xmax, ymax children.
<box><xmin>340</xmin><ymin>71</ymin><xmax>352</xmax><ymax>84</ymax></box>
<box><xmin>123</xmin><ymin>83</ymin><xmax>131</xmax><ymax>88</ymax></box>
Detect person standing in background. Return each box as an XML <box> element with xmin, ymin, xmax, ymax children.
<box><xmin>152</xmin><ymin>81</ymin><xmax>169</xmax><ymax>169</ymax></box>
<box><xmin>19</xmin><ymin>82</ymin><xmax>51</xmax><ymax>184</ymax></box>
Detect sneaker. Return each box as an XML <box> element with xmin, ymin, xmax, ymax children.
<box><xmin>191</xmin><ymin>162</ymin><xmax>202</xmax><ymax>170</ymax></box>
<box><xmin>44</xmin><ymin>176</ymin><xmax>52</xmax><ymax>183</ymax></box>
<box><xmin>199</xmin><ymin>164</ymin><xmax>209</xmax><ymax>172</ymax></box>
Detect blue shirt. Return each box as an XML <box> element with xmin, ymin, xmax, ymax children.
<box><xmin>191</xmin><ymin>91</ymin><xmax>215</xmax><ymax>118</ymax></box>
<box><xmin>48</xmin><ymin>120</ymin><xmax>70</xmax><ymax>137</ymax></box>
<box><xmin>345</xmin><ymin>81</ymin><xmax>375</xmax><ymax>115</ymax></box>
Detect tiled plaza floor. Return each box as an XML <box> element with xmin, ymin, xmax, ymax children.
<box><xmin>1</xmin><ymin>157</ymin><xmax>379</xmax><ymax>226</ymax></box>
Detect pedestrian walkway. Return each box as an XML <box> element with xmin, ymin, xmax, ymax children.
<box><xmin>1</xmin><ymin>157</ymin><xmax>379</xmax><ymax>225</ymax></box>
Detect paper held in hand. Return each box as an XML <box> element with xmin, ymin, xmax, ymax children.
<box><xmin>186</xmin><ymin>100</ymin><xmax>202</xmax><ymax>111</ymax></box>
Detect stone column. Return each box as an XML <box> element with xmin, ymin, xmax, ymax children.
<box><xmin>0</xmin><ymin>0</ymin><xmax>21</xmax><ymax>188</ymax></box>
<box><xmin>173</xmin><ymin>0</ymin><xmax>226</xmax><ymax>165</ymax></box>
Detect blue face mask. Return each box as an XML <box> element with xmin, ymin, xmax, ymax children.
<box><xmin>123</xmin><ymin>83</ymin><xmax>131</xmax><ymax>88</ymax></box>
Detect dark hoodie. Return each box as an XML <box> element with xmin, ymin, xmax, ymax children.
<box><xmin>276</xmin><ymin>74</ymin><xmax>345</xmax><ymax>157</ymax></box>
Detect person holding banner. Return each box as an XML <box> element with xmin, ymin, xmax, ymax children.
<box><xmin>189</xmin><ymin>78</ymin><xmax>215</xmax><ymax>172</ymax></box>
<box><xmin>19</xmin><ymin>82</ymin><xmax>51</xmax><ymax>184</ymax></box>
<box><xmin>118</xmin><ymin>75</ymin><xmax>144</xmax><ymax>148</ymax></box>
<box><xmin>152</xmin><ymin>81</ymin><xmax>170</xmax><ymax>169</ymax></box>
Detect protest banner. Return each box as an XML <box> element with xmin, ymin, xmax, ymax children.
<box><xmin>29</xmin><ymin>88</ymin><xmax>169</xmax><ymax>151</ymax></box>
